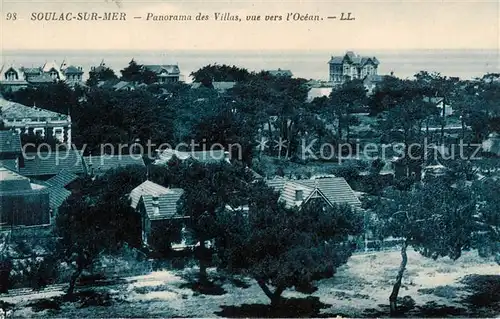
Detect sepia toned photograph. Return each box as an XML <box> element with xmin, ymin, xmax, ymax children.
<box><xmin>0</xmin><ymin>0</ymin><xmax>499</xmax><ymax>317</ymax></box>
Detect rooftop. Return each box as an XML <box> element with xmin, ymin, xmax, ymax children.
<box><xmin>143</xmin><ymin>65</ymin><xmax>180</xmax><ymax>75</ymax></box>
<box><xmin>130</xmin><ymin>180</ymin><xmax>176</xmax><ymax>209</ymax></box>
<box><xmin>154</xmin><ymin>149</ymin><xmax>229</xmax><ymax>165</ymax></box>
<box><xmin>0</xmin><ymin>131</ymin><xmax>22</xmax><ymax>154</ymax></box>
<box><xmin>45</xmin><ymin>169</ymin><xmax>79</xmax><ymax>188</ymax></box>
<box><xmin>329</xmin><ymin>51</ymin><xmax>380</xmax><ymax>66</ymax></box>
<box><xmin>83</xmin><ymin>154</ymin><xmax>146</xmax><ymax>175</ymax></box>
<box><xmin>0</xmin><ymin>166</ymin><xmax>32</xmax><ymax>192</ymax></box>
<box><xmin>266</xmin><ymin>176</ymin><xmax>361</xmax><ymax>208</ymax></box>
<box><xmin>0</xmin><ymin>97</ymin><xmax>69</xmax><ymax>121</ymax></box>
<box><xmin>20</xmin><ymin>150</ymin><xmax>86</xmax><ymax>177</ymax></box>
<box><xmin>140</xmin><ymin>190</ymin><xmax>184</xmax><ymax>221</ymax></box>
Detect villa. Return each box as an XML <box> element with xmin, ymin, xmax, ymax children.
<box><xmin>328</xmin><ymin>51</ymin><xmax>379</xmax><ymax>84</ymax></box>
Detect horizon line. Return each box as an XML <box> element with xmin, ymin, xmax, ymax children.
<box><xmin>2</xmin><ymin>47</ymin><xmax>498</xmax><ymax>53</ymax></box>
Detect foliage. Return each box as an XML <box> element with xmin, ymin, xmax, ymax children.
<box><xmin>86</xmin><ymin>66</ymin><xmax>118</xmax><ymax>87</ymax></box>
<box><xmin>215</xmin><ymin>181</ymin><xmax>363</xmax><ymax>305</ymax></box>
<box><xmin>55</xmin><ymin>166</ymin><xmax>145</xmax><ymax>295</ymax></box>
<box><xmin>190</xmin><ymin>64</ymin><xmax>252</xmax><ymax>84</ymax></box>
<box><xmin>368</xmin><ymin>178</ymin><xmax>477</xmax><ymax>314</ymax></box>
<box><xmin>328</xmin><ymin>79</ymin><xmax>367</xmax><ymax>140</ymax></box>
<box><xmin>120</xmin><ymin>59</ymin><xmax>158</xmax><ymax>84</ymax></box>
<box><xmin>472</xmin><ymin>178</ymin><xmax>500</xmax><ymax>263</ymax></box>
<box><xmin>2</xmin><ymin>82</ymin><xmax>79</xmax><ymax>115</ymax></box>
<box><xmin>73</xmin><ymin>88</ymin><xmax>174</xmax><ymax>153</ymax></box>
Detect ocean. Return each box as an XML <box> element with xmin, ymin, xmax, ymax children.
<box><xmin>1</xmin><ymin>49</ymin><xmax>498</xmax><ymax>83</ymax></box>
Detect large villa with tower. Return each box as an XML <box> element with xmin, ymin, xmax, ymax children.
<box><xmin>328</xmin><ymin>51</ymin><xmax>380</xmax><ymax>84</ymax></box>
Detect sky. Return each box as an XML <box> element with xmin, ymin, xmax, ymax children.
<box><xmin>0</xmin><ymin>0</ymin><xmax>499</xmax><ymax>51</ymax></box>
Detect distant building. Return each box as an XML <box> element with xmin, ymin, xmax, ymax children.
<box><xmin>423</xmin><ymin>97</ymin><xmax>453</xmax><ymax>116</ymax></box>
<box><xmin>267</xmin><ymin>68</ymin><xmax>293</xmax><ymax>77</ymax></box>
<box><xmin>191</xmin><ymin>81</ymin><xmax>236</xmax><ymax>93</ymax></box>
<box><xmin>0</xmin><ymin>61</ymin><xmax>84</xmax><ymax>89</ymax></box>
<box><xmin>328</xmin><ymin>51</ymin><xmax>379</xmax><ymax>84</ymax></box>
<box><xmin>143</xmin><ymin>65</ymin><xmax>181</xmax><ymax>83</ymax></box>
<box><xmin>0</xmin><ymin>65</ymin><xmax>29</xmax><ymax>91</ymax></box>
<box><xmin>129</xmin><ymin>180</ymin><xmax>187</xmax><ymax>248</ymax></box>
<box><xmin>307</xmin><ymin>87</ymin><xmax>333</xmax><ymax>102</ymax></box>
<box><xmin>112</xmin><ymin>81</ymin><xmax>136</xmax><ymax>91</ymax></box>
<box><xmin>0</xmin><ymin>97</ymin><xmax>72</xmax><ymax>146</ymax></box>
<box><xmin>363</xmin><ymin>74</ymin><xmax>386</xmax><ymax>95</ymax></box>
<box><xmin>90</xmin><ymin>60</ymin><xmax>108</xmax><ymax>74</ymax></box>
<box><xmin>265</xmin><ymin>176</ymin><xmax>361</xmax><ymax>209</ymax></box>
<box><xmin>83</xmin><ymin>154</ymin><xmax>146</xmax><ymax>176</ymax></box>
<box><xmin>60</xmin><ymin>60</ymin><xmax>84</xmax><ymax>85</ymax></box>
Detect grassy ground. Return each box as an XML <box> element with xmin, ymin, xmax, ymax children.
<box><xmin>1</xmin><ymin>250</ymin><xmax>498</xmax><ymax>318</ymax></box>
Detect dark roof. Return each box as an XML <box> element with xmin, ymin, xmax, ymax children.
<box><xmin>63</xmin><ymin>66</ymin><xmax>83</xmax><ymax>74</ymax></box>
<box><xmin>27</xmin><ymin>73</ymin><xmax>56</xmax><ymax>83</ymax></box>
<box><xmin>0</xmin><ymin>131</ymin><xmax>22</xmax><ymax>154</ymax></box>
<box><xmin>45</xmin><ymin>169</ymin><xmax>79</xmax><ymax>188</ymax></box>
<box><xmin>19</xmin><ymin>150</ymin><xmax>86</xmax><ymax>177</ymax></box>
<box><xmin>48</xmin><ymin>186</ymin><xmax>71</xmax><ymax>210</ymax></box>
<box><xmin>140</xmin><ymin>189</ymin><xmax>184</xmax><ymax>220</ymax></box>
<box><xmin>21</xmin><ymin>67</ymin><xmax>42</xmax><ymax>75</ymax></box>
<box><xmin>83</xmin><ymin>155</ymin><xmax>146</xmax><ymax>175</ymax></box>
<box><xmin>329</xmin><ymin>52</ymin><xmax>380</xmax><ymax>66</ymax></box>
<box><xmin>143</xmin><ymin>65</ymin><xmax>180</xmax><ymax>75</ymax></box>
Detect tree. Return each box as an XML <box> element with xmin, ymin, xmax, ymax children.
<box><xmin>55</xmin><ymin>167</ymin><xmax>144</xmax><ymax>296</ymax></box>
<box><xmin>3</xmin><ymin>82</ymin><xmax>80</xmax><ymax>115</ymax></box>
<box><xmin>190</xmin><ymin>64</ymin><xmax>251</xmax><ymax>84</ymax></box>
<box><xmin>73</xmin><ymin>88</ymin><xmax>174</xmax><ymax>152</ymax></box>
<box><xmin>414</xmin><ymin>72</ymin><xmax>460</xmax><ymax>143</ymax></box>
<box><xmin>369</xmin><ymin>179</ymin><xmax>476</xmax><ymax>315</ymax></box>
<box><xmin>86</xmin><ymin>66</ymin><xmax>118</xmax><ymax>87</ymax></box>
<box><xmin>215</xmin><ymin>181</ymin><xmax>363</xmax><ymax>306</ymax></box>
<box><xmin>328</xmin><ymin>79</ymin><xmax>367</xmax><ymax>141</ymax></box>
<box><xmin>176</xmin><ymin>160</ymin><xmax>254</xmax><ymax>284</ymax></box>
<box><xmin>472</xmin><ymin>178</ymin><xmax>500</xmax><ymax>263</ymax></box>
<box><xmin>190</xmin><ymin>99</ymin><xmax>258</xmax><ymax>165</ymax></box>
<box><xmin>120</xmin><ymin>59</ymin><xmax>157</xmax><ymax>84</ymax></box>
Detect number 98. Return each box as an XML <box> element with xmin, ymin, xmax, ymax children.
<box><xmin>6</xmin><ymin>13</ymin><xmax>17</xmax><ymax>21</ymax></box>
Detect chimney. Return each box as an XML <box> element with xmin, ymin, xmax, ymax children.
<box><xmin>88</xmin><ymin>154</ymin><xmax>93</xmax><ymax>176</ymax></box>
<box><xmin>152</xmin><ymin>195</ymin><xmax>160</xmax><ymax>214</ymax></box>
<box><xmin>152</xmin><ymin>195</ymin><xmax>159</xmax><ymax>206</ymax></box>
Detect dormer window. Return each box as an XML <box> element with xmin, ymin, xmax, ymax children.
<box><xmin>295</xmin><ymin>190</ymin><xmax>303</xmax><ymax>201</ymax></box>
<box><xmin>5</xmin><ymin>71</ymin><xmax>18</xmax><ymax>81</ymax></box>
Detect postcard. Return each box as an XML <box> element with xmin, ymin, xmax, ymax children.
<box><xmin>0</xmin><ymin>0</ymin><xmax>499</xmax><ymax>318</ymax></box>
